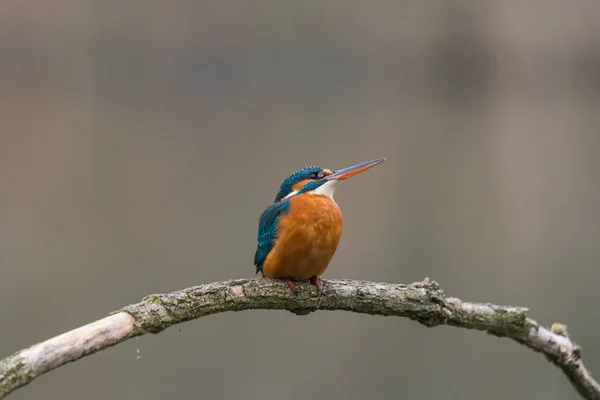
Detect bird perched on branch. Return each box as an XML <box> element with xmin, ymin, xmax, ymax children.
<box><xmin>254</xmin><ymin>158</ymin><xmax>385</xmax><ymax>293</ymax></box>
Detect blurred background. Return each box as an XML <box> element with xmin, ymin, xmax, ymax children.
<box><xmin>1</xmin><ymin>1</ymin><xmax>599</xmax><ymax>399</ymax></box>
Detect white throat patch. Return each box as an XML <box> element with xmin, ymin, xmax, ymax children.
<box><xmin>282</xmin><ymin>180</ymin><xmax>342</xmax><ymax>200</ymax></box>
<box><xmin>310</xmin><ymin>180</ymin><xmax>342</xmax><ymax>198</ymax></box>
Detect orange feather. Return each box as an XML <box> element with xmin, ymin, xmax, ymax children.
<box><xmin>261</xmin><ymin>193</ymin><xmax>344</xmax><ymax>281</ymax></box>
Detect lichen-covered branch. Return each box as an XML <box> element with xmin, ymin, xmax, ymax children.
<box><xmin>1</xmin><ymin>278</ymin><xmax>598</xmax><ymax>399</ymax></box>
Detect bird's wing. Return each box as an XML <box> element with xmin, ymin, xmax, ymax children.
<box><xmin>254</xmin><ymin>200</ymin><xmax>290</xmax><ymax>274</ymax></box>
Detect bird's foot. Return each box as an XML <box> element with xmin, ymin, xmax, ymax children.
<box><xmin>310</xmin><ymin>276</ymin><xmax>322</xmax><ymax>291</ymax></box>
<box><xmin>284</xmin><ymin>279</ymin><xmax>298</xmax><ymax>293</ymax></box>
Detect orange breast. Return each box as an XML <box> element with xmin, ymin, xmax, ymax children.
<box><xmin>262</xmin><ymin>194</ymin><xmax>344</xmax><ymax>281</ymax></box>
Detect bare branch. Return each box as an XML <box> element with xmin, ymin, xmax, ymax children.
<box><xmin>1</xmin><ymin>278</ymin><xmax>598</xmax><ymax>399</ymax></box>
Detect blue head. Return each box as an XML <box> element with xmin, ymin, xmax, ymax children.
<box><xmin>273</xmin><ymin>166</ymin><xmax>332</xmax><ymax>202</ymax></box>
<box><xmin>273</xmin><ymin>158</ymin><xmax>386</xmax><ymax>202</ymax></box>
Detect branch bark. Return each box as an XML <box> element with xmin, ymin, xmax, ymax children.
<box><xmin>0</xmin><ymin>278</ymin><xmax>598</xmax><ymax>399</ymax></box>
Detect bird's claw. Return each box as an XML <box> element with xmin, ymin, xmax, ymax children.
<box><xmin>281</xmin><ymin>277</ymin><xmax>321</xmax><ymax>294</ymax></box>
<box><xmin>310</xmin><ymin>276</ymin><xmax>322</xmax><ymax>291</ymax></box>
<box><xmin>284</xmin><ymin>279</ymin><xmax>298</xmax><ymax>294</ymax></box>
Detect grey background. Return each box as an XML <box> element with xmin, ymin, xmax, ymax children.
<box><xmin>1</xmin><ymin>1</ymin><xmax>600</xmax><ymax>399</ymax></box>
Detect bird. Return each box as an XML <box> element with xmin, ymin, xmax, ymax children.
<box><xmin>254</xmin><ymin>157</ymin><xmax>385</xmax><ymax>293</ymax></box>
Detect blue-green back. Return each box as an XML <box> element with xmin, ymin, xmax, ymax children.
<box><xmin>254</xmin><ymin>200</ymin><xmax>290</xmax><ymax>273</ymax></box>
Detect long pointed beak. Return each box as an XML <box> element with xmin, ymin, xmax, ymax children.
<box><xmin>324</xmin><ymin>157</ymin><xmax>385</xmax><ymax>181</ymax></box>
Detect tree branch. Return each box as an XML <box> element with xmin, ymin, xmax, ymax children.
<box><xmin>0</xmin><ymin>278</ymin><xmax>598</xmax><ymax>399</ymax></box>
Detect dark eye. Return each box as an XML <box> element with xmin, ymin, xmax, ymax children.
<box><xmin>309</xmin><ymin>172</ymin><xmax>318</xmax><ymax>179</ymax></box>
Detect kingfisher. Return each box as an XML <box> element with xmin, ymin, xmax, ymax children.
<box><xmin>254</xmin><ymin>157</ymin><xmax>385</xmax><ymax>293</ymax></box>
